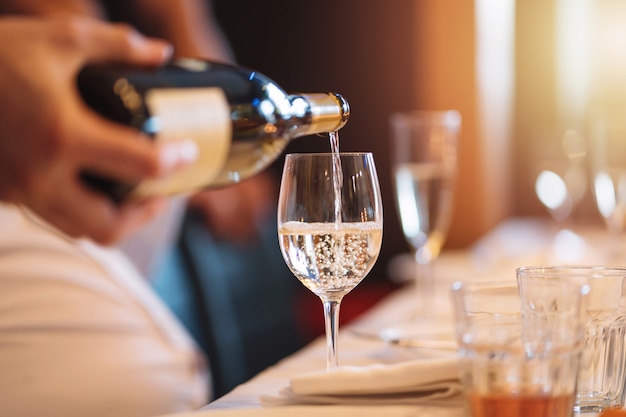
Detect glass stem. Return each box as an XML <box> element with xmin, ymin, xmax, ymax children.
<box><xmin>608</xmin><ymin>228</ymin><xmax>622</xmax><ymax>263</ymax></box>
<box><xmin>415</xmin><ymin>258</ymin><xmax>435</xmax><ymax>317</ymax></box>
<box><xmin>322</xmin><ymin>299</ymin><xmax>341</xmax><ymax>371</ymax></box>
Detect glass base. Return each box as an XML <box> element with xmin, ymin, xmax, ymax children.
<box><xmin>574</xmin><ymin>397</ymin><xmax>621</xmax><ymax>415</ymax></box>
<box><xmin>377</xmin><ymin>314</ymin><xmax>457</xmax><ymax>350</ymax></box>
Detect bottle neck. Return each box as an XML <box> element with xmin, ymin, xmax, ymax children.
<box><xmin>291</xmin><ymin>93</ymin><xmax>350</xmax><ymax>136</ymax></box>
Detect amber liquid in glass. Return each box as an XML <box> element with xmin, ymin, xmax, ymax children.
<box><xmin>470</xmin><ymin>393</ymin><xmax>574</xmax><ymax>417</ymax></box>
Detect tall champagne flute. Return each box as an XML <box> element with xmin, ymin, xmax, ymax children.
<box><xmin>278</xmin><ymin>152</ymin><xmax>383</xmax><ymax>370</ymax></box>
<box><xmin>390</xmin><ymin>110</ymin><xmax>460</xmax><ymax>320</ymax></box>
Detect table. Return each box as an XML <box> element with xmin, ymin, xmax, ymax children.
<box><xmin>177</xmin><ymin>217</ymin><xmax>618</xmax><ymax>416</ymax></box>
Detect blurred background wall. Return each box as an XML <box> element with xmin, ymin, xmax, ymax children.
<box><xmin>515</xmin><ymin>0</ymin><xmax>626</xmax><ymax>227</ymax></box>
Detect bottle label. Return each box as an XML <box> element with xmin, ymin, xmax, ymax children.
<box><xmin>133</xmin><ymin>87</ymin><xmax>231</xmax><ymax>197</ymax></box>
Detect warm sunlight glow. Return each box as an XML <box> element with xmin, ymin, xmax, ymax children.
<box><xmin>555</xmin><ymin>0</ymin><xmax>590</xmax><ymax>121</ymax></box>
<box><xmin>475</xmin><ymin>0</ymin><xmax>515</xmax><ymax>220</ymax></box>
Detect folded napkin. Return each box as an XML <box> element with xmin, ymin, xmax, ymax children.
<box><xmin>261</xmin><ymin>357</ymin><xmax>463</xmax><ymax>406</ymax></box>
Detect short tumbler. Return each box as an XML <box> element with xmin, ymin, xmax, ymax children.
<box><xmin>452</xmin><ymin>278</ymin><xmax>588</xmax><ymax>417</ymax></box>
<box><xmin>517</xmin><ymin>266</ymin><xmax>626</xmax><ymax>414</ymax></box>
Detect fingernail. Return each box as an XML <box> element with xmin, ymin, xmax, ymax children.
<box><xmin>129</xmin><ymin>30</ymin><xmax>172</xmax><ymax>62</ymax></box>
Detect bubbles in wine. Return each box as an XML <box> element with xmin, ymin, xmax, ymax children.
<box><xmin>278</xmin><ymin>221</ymin><xmax>382</xmax><ymax>298</ymax></box>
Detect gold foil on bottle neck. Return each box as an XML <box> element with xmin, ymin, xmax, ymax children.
<box><xmin>303</xmin><ymin>93</ymin><xmax>350</xmax><ymax>134</ymax></box>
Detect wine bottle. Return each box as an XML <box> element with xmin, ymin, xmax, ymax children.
<box><xmin>77</xmin><ymin>58</ymin><xmax>350</xmax><ymax>203</ymax></box>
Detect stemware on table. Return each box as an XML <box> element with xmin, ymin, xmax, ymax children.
<box><xmin>531</xmin><ymin>126</ymin><xmax>588</xmax><ymax>225</ymax></box>
<box><xmin>389</xmin><ymin>110</ymin><xmax>461</xmax><ymax>319</ymax></box>
<box><xmin>277</xmin><ymin>152</ymin><xmax>383</xmax><ymax>370</ymax></box>
<box><xmin>528</xmin><ymin>125</ymin><xmax>591</xmax><ymax>264</ymax></box>
<box><xmin>589</xmin><ymin>108</ymin><xmax>626</xmax><ymax>262</ymax></box>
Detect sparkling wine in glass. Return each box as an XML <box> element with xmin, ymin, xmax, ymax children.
<box><xmin>389</xmin><ymin>110</ymin><xmax>460</xmax><ymax>318</ymax></box>
<box><xmin>278</xmin><ymin>152</ymin><xmax>383</xmax><ymax>370</ymax></box>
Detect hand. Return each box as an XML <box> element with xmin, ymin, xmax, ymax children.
<box><xmin>187</xmin><ymin>172</ymin><xmax>278</xmax><ymax>244</ymax></box>
<box><xmin>0</xmin><ymin>16</ymin><xmax>195</xmax><ymax>244</ymax></box>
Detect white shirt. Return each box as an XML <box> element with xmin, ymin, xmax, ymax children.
<box><xmin>118</xmin><ymin>196</ymin><xmax>188</xmax><ymax>278</ymax></box>
<box><xmin>0</xmin><ymin>204</ymin><xmax>209</xmax><ymax>417</ymax></box>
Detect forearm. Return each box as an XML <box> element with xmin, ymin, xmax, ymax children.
<box><xmin>0</xmin><ymin>0</ymin><xmax>234</xmax><ymax>62</ymax></box>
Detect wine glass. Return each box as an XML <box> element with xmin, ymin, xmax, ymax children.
<box><xmin>589</xmin><ymin>108</ymin><xmax>626</xmax><ymax>261</ymax></box>
<box><xmin>277</xmin><ymin>152</ymin><xmax>383</xmax><ymax>370</ymax></box>
<box><xmin>389</xmin><ymin>110</ymin><xmax>461</xmax><ymax>320</ymax></box>
<box><xmin>530</xmin><ymin>126</ymin><xmax>588</xmax><ymax>225</ymax></box>
<box><xmin>529</xmin><ymin>125</ymin><xmax>589</xmax><ymax>264</ymax></box>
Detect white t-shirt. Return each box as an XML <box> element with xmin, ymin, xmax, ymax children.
<box><xmin>0</xmin><ymin>203</ymin><xmax>209</xmax><ymax>417</ymax></box>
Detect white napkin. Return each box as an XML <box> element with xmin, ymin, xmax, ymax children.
<box><xmin>260</xmin><ymin>357</ymin><xmax>463</xmax><ymax>406</ymax></box>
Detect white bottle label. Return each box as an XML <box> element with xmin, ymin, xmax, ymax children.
<box><xmin>133</xmin><ymin>87</ymin><xmax>231</xmax><ymax>197</ymax></box>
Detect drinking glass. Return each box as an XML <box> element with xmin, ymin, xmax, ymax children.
<box><xmin>452</xmin><ymin>278</ymin><xmax>588</xmax><ymax>417</ymax></box>
<box><xmin>277</xmin><ymin>152</ymin><xmax>383</xmax><ymax>370</ymax></box>
<box><xmin>517</xmin><ymin>266</ymin><xmax>626</xmax><ymax>414</ymax></box>
<box><xmin>389</xmin><ymin>110</ymin><xmax>461</xmax><ymax>315</ymax></box>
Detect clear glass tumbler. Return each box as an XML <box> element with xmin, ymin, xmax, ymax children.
<box><xmin>452</xmin><ymin>278</ymin><xmax>588</xmax><ymax>417</ymax></box>
<box><xmin>516</xmin><ymin>266</ymin><xmax>626</xmax><ymax>414</ymax></box>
